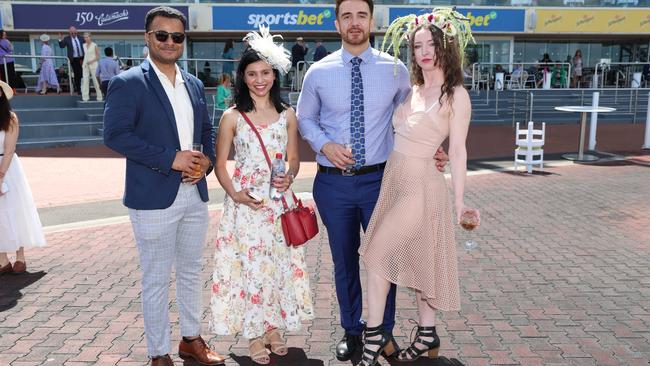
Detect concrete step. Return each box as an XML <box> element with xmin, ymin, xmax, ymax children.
<box><xmin>10</xmin><ymin>95</ymin><xmax>82</xmax><ymax>109</ymax></box>
<box><xmin>17</xmin><ymin>136</ymin><xmax>104</xmax><ymax>149</ymax></box>
<box><xmin>87</xmin><ymin>113</ymin><xmax>104</xmax><ymax>122</ymax></box>
<box><xmin>19</xmin><ymin>121</ymin><xmax>102</xmax><ymax>139</ymax></box>
<box><xmin>77</xmin><ymin>100</ymin><xmax>104</xmax><ymax>109</ymax></box>
<box><xmin>14</xmin><ymin>107</ymin><xmax>103</xmax><ymax>123</ymax></box>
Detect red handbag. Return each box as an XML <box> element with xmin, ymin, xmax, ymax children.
<box><xmin>239</xmin><ymin>111</ymin><xmax>319</xmax><ymax>246</ymax></box>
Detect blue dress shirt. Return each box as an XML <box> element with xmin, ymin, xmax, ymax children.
<box><xmin>297</xmin><ymin>46</ymin><xmax>410</xmax><ymax>167</ymax></box>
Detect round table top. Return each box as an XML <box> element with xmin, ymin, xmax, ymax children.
<box><xmin>554</xmin><ymin>106</ymin><xmax>617</xmax><ymax>113</ymax></box>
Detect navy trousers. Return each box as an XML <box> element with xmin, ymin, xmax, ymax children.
<box><xmin>313</xmin><ymin>169</ymin><xmax>397</xmax><ymax>336</ymax></box>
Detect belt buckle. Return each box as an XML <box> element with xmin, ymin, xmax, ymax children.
<box><xmin>342</xmin><ymin>167</ymin><xmax>356</xmax><ymax>176</ymax></box>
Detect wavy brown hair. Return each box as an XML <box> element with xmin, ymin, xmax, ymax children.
<box><xmin>409</xmin><ymin>24</ymin><xmax>463</xmax><ymax>108</ymax></box>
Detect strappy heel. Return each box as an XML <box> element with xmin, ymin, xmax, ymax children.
<box><xmin>263</xmin><ymin>328</ymin><xmax>288</xmax><ymax>356</ymax></box>
<box><xmin>356</xmin><ymin>325</ymin><xmax>393</xmax><ymax>366</ymax></box>
<box><xmin>249</xmin><ymin>337</ymin><xmax>270</xmax><ymax>365</ymax></box>
<box><xmin>397</xmin><ymin>320</ymin><xmax>440</xmax><ymax>362</ymax></box>
<box><xmin>381</xmin><ymin>332</ymin><xmax>400</xmax><ymax>359</ymax></box>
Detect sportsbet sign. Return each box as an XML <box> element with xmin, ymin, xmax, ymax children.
<box><xmin>388</xmin><ymin>7</ymin><xmax>526</xmax><ymax>33</ymax></box>
<box><xmin>213</xmin><ymin>6</ymin><xmax>335</xmax><ymax>31</ymax></box>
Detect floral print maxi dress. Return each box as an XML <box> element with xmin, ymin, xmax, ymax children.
<box><xmin>210</xmin><ymin>110</ymin><xmax>314</xmax><ymax>339</ymax></box>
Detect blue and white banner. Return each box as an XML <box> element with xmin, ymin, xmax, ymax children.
<box><xmin>388</xmin><ymin>8</ymin><xmax>526</xmax><ymax>33</ymax></box>
<box><xmin>12</xmin><ymin>4</ymin><xmax>189</xmax><ymax>31</ymax></box>
<box><xmin>212</xmin><ymin>6</ymin><xmax>336</xmax><ymax>31</ymax></box>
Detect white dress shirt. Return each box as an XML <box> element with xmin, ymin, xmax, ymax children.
<box><xmin>147</xmin><ymin>57</ymin><xmax>194</xmax><ymax>150</ymax></box>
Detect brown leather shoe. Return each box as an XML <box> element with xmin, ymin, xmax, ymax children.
<box><xmin>150</xmin><ymin>354</ymin><xmax>174</xmax><ymax>366</ymax></box>
<box><xmin>0</xmin><ymin>262</ymin><xmax>12</xmax><ymax>274</ymax></box>
<box><xmin>12</xmin><ymin>261</ymin><xmax>26</xmax><ymax>274</ymax></box>
<box><xmin>178</xmin><ymin>336</ymin><xmax>225</xmax><ymax>365</ymax></box>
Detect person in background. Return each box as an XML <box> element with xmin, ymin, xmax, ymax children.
<box><xmin>37</xmin><ymin>34</ymin><xmax>60</xmax><ymax>95</ymax></box>
<box><xmin>572</xmin><ymin>49</ymin><xmax>583</xmax><ymax>88</ymax></box>
<box><xmin>0</xmin><ymin>30</ymin><xmax>19</xmax><ymax>90</ymax></box>
<box><xmin>215</xmin><ymin>73</ymin><xmax>232</xmax><ymax>110</ymax></box>
<box><xmin>222</xmin><ymin>39</ymin><xmax>236</xmax><ymax>78</ymax></box>
<box><xmin>58</xmin><ymin>26</ymin><xmax>85</xmax><ymax>95</ymax></box>
<box><xmin>0</xmin><ymin>80</ymin><xmax>46</xmax><ymax>275</ymax></box>
<box><xmin>313</xmin><ymin>40</ymin><xmax>328</xmax><ymax>62</ymax></box>
<box><xmin>291</xmin><ymin>37</ymin><xmax>308</xmax><ymax>70</ymax></box>
<box><xmin>81</xmin><ymin>32</ymin><xmax>102</xmax><ymax>102</ymax></box>
<box><xmin>96</xmin><ymin>47</ymin><xmax>120</xmax><ymax>96</ymax></box>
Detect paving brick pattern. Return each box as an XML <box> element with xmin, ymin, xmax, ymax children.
<box><xmin>1</xmin><ymin>162</ymin><xmax>649</xmax><ymax>366</ymax></box>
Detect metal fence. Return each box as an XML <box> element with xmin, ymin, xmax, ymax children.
<box><xmin>471</xmin><ymin>61</ymin><xmax>572</xmax><ymax>91</ymax></box>
<box><xmin>2</xmin><ymin>54</ymin><xmax>73</xmax><ymax>95</ymax></box>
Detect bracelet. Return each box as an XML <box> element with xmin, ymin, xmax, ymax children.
<box><xmin>288</xmin><ymin>173</ymin><xmax>295</xmax><ymax>182</ymax></box>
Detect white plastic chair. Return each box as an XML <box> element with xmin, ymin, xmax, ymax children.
<box><xmin>514</xmin><ymin>121</ymin><xmax>545</xmax><ymax>174</ymax></box>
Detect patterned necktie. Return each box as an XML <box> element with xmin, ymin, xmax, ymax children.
<box><xmin>350</xmin><ymin>57</ymin><xmax>365</xmax><ymax>169</ymax></box>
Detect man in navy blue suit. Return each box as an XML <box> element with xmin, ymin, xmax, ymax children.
<box><xmin>103</xmin><ymin>7</ymin><xmax>224</xmax><ymax>366</ymax></box>
<box><xmin>58</xmin><ymin>26</ymin><xmax>85</xmax><ymax>95</ymax></box>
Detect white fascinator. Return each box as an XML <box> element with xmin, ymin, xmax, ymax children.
<box><xmin>243</xmin><ymin>24</ymin><xmax>292</xmax><ymax>75</ymax></box>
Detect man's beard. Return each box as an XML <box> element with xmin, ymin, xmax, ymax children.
<box><xmin>342</xmin><ymin>29</ymin><xmax>369</xmax><ymax>46</ymax></box>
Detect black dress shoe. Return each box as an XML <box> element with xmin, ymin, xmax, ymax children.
<box><xmin>336</xmin><ymin>333</ymin><xmax>362</xmax><ymax>361</ymax></box>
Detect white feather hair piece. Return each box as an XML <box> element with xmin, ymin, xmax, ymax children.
<box><xmin>243</xmin><ymin>24</ymin><xmax>291</xmax><ymax>75</ymax></box>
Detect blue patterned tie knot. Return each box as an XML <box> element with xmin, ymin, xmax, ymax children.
<box><xmin>349</xmin><ymin>57</ymin><xmax>365</xmax><ymax>169</ymax></box>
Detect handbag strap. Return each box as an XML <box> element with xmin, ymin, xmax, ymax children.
<box><xmin>239</xmin><ymin>110</ymin><xmax>298</xmax><ymax>209</ymax></box>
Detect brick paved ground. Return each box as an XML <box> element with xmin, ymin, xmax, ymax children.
<box><xmin>1</xmin><ymin>161</ymin><xmax>650</xmax><ymax>366</ymax></box>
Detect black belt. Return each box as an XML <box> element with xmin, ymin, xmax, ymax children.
<box><xmin>318</xmin><ymin>162</ymin><xmax>386</xmax><ymax>176</ymax></box>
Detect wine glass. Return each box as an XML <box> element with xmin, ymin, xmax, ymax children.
<box><xmin>460</xmin><ymin>208</ymin><xmax>480</xmax><ymax>253</ymax></box>
<box><xmin>335</xmin><ymin>129</ymin><xmax>353</xmax><ymax>175</ymax></box>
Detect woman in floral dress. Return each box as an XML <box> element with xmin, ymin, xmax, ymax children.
<box><xmin>210</xmin><ymin>27</ymin><xmax>313</xmax><ymax>365</ymax></box>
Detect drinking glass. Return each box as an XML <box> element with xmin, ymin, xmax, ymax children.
<box><xmin>186</xmin><ymin>143</ymin><xmax>203</xmax><ymax>179</ymax></box>
<box><xmin>335</xmin><ymin>129</ymin><xmax>354</xmax><ymax>175</ymax></box>
<box><xmin>459</xmin><ymin>208</ymin><xmax>480</xmax><ymax>253</ymax></box>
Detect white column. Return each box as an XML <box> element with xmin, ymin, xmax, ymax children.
<box><xmin>588</xmin><ymin>92</ymin><xmax>600</xmax><ymax>151</ymax></box>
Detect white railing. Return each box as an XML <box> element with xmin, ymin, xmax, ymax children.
<box><xmin>3</xmin><ymin>54</ymin><xmax>73</xmax><ymax>95</ymax></box>
<box><xmin>471</xmin><ymin>61</ymin><xmax>572</xmax><ymax>90</ymax></box>
<box><xmin>117</xmin><ymin>57</ymin><xmax>237</xmax><ymax>89</ymax></box>
<box><xmin>593</xmin><ymin>61</ymin><xmax>647</xmax><ymax>89</ymax></box>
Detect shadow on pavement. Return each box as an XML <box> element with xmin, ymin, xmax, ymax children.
<box><xmin>228</xmin><ymin>347</ymin><xmax>324</xmax><ymax>365</ymax></box>
<box><xmin>384</xmin><ymin>356</ymin><xmax>465</xmax><ymax>366</ymax></box>
<box><xmin>0</xmin><ymin>271</ymin><xmax>46</xmax><ymax>312</ymax></box>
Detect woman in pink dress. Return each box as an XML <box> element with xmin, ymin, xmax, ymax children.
<box><xmin>357</xmin><ymin>8</ymin><xmax>480</xmax><ymax>365</ymax></box>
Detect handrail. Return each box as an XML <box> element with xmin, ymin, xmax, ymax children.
<box><xmin>117</xmin><ymin>56</ymin><xmax>238</xmax><ymax>88</ymax></box>
<box><xmin>3</xmin><ymin>54</ymin><xmax>73</xmax><ymax>95</ymax></box>
<box><xmin>294</xmin><ymin>60</ymin><xmax>315</xmax><ymax>92</ymax></box>
<box><xmin>471</xmin><ymin>61</ymin><xmax>572</xmax><ymax>90</ymax></box>
<box><xmin>593</xmin><ymin>61</ymin><xmax>647</xmax><ymax>89</ymax></box>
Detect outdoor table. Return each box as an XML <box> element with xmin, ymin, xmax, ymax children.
<box><xmin>554</xmin><ymin>106</ymin><xmax>616</xmax><ymax>162</ymax></box>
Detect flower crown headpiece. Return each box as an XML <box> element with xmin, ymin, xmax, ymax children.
<box><xmin>381</xmin><ymin>7</ymin><xmax>475</xmax><ymax>73</ymax></box>
<box><xmin>243</xmin><ymin>24</ymin><xmax>291</xmax><ymax>75</ymax></box>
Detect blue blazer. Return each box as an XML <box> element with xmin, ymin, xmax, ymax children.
<box><xmin>58</xmin><ymin>35</ymin><xmax>85</xmax><ymax>60</ymax></box>
<box><xmin>103</xmin><ymin>60</ymin><xmax>216</xmax><ymax>210</ymax></box>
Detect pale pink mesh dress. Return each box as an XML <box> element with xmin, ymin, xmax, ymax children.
<box><xmin>359</xmin><ymin>92</ymin><xmax>460</xmax><ymax>311</ymax></box>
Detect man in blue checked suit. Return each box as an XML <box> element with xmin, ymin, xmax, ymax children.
<box><xmin>297</xmin><ymin>0</ymin><xmax>447</xmax><ymax>361</ymax></box>
<box><xmin>103</xmin><ymin>6</ymin><xmax>224</xmax><ymax>366</ymax></box>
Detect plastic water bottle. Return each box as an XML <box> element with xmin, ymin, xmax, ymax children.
<box><xmin>270</xmin><ymin>153</ymin><xmax>285</xmax><ymax>200</ymax></box>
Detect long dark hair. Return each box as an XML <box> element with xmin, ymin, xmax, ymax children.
<box><xmin>223</xmin><ymin>39</ymin><xmax>234</xmax><ymax>54</ymax></box>
<box><xmin>0</xmin><ymin>93</ymin><xmax>12</xmax><ymax>132</ymax></box>
<box><xmin>233</xmin><ymin>50</ymin><xmax>287</xmax><ymax>113</ymax></box>
<box><xmin>409</xmin><ymin>24</ymin><xmax>463</xmax><ymax>108</ymax></box>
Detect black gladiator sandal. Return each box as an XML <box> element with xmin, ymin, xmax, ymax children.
<box><xmin>356</xmin><ymin>325</ymin><xmax>392</xmax><ymax>366</ymax></box>
<box><xmin>397</xmin><ymin>322</ymin><xmax>440</xmax><ymax>362</ymax></box>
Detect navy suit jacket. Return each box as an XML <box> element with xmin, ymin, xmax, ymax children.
<box><xmin>103</xmin><ymin>60</ymin><xmax>216</xmax><ymax>210</ymax></box>
<box><xmin>58</xmin><ymin>35</ymin><xmax>85</xmax><ymax>60</ymax></box>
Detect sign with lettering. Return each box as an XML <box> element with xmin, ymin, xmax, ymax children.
<box><xmin>535</xmin><ymin>9</ymin><xmax>650</xmax><ymax>34</ymax></box>
<box><xmin>213</xmin><ymin>6</ymin><xmax>336</xmax><ymax>31</ymax></box>
<box><xmin>388</xmin><ymin>7</ymin><xmax>525</xmax><ymax>33</ymax></box>
<box><xmin>12</xmin><ymin>4</ymin><xmax>189</xmax><ymax>31</ymax></box>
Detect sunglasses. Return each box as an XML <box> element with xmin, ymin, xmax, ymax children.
<box><xmin>147</xmin><ymin>30</ymin><xmax>185</xmax><ymax>44</ymax></box>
